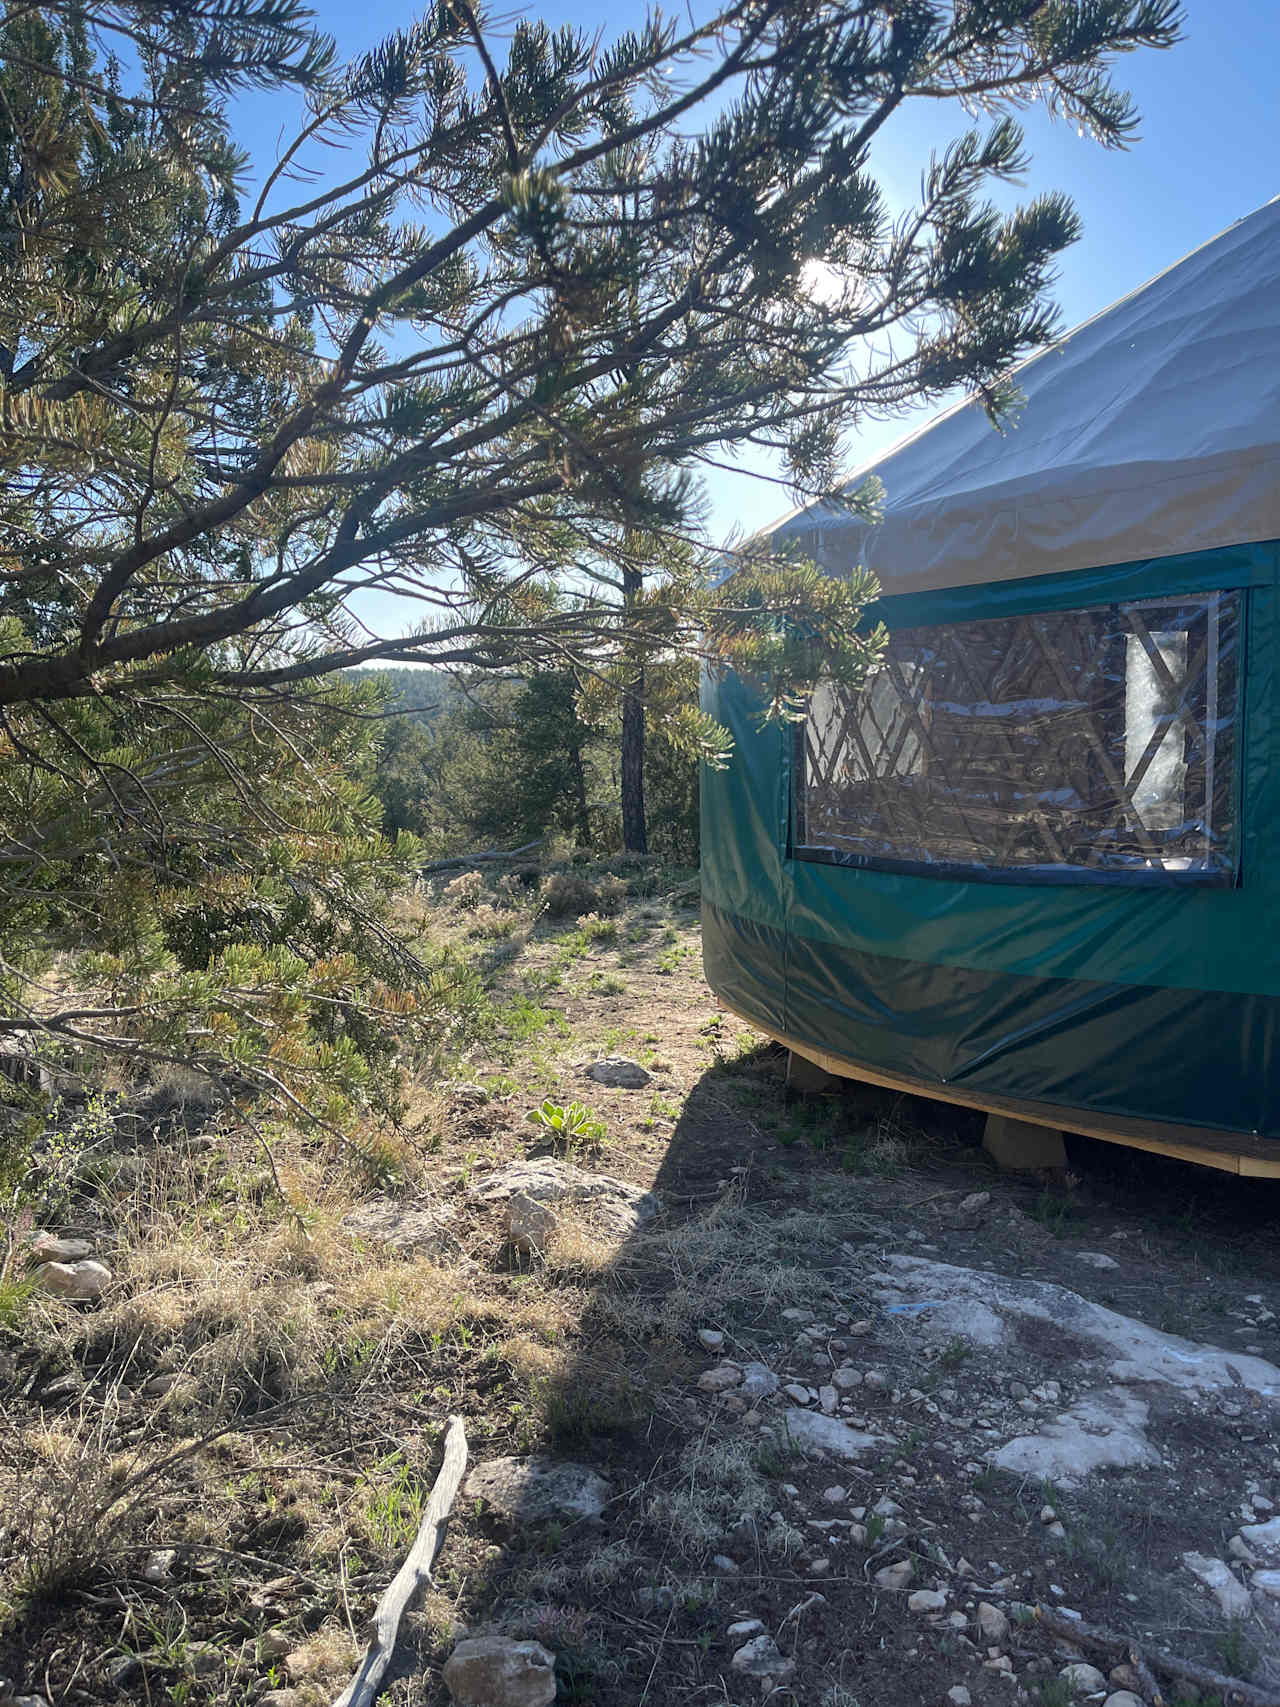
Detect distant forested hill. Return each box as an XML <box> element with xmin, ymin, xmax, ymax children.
<box><xmin>344</xmin><ymin>666</ymin><xmax>473</xmax><ymax>719</ymax></box>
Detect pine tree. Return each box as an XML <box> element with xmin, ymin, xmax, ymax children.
<box><xmin>0</xmin><ymin>0</ymin><xmax>1183</xmax><ymax>1126</ymax></box>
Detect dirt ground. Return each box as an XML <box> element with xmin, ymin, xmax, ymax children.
<box><xmin>3</xmin><ymin>866</ymin><xmax>1280</xmax><ymax>1707</ymax></box>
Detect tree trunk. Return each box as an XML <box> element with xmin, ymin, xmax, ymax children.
<box><xmin>568</xmin><ymin>735</ymin><xmax>591</xmax><ymax>847</ymax></box>
<box><xmin>620</xmin><ymin>562</ymin><xmax>647</xmax><ymax>855</ymax></box>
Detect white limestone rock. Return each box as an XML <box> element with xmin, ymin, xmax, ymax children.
<box><xmin>464</xmin><ymin>1457</ymin><xmax>611</xmax><ymax>1525</ymax></box>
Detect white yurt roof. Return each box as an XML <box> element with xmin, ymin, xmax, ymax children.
<box><xmin>770</xmin><ymin>197</ymin><xmax>1280</xmax><ymax>594</ymax></box>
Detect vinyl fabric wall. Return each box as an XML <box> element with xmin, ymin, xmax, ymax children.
<box><xmin>700</xmin><ymin>541</ymin><xmax>1280</xmax><ymax>1137</ymax></box>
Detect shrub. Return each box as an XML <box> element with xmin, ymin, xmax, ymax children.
<box><xmin>542</xmin><ymin>873</ymin><xmax>599</xmax><ymax>918</ymax></box>
<box><xmin>442</xmin><ymin>870</ymin><xmax>486</xmax><ymax>910</ymax></box>
<box><xmin>577</xmin><ymin>912</ymin><xmax>618</xmax><ymax>943</ymax></box>
<box><xmin>593</xmin><ymin>875</ymin><xmax>628</xmax><ymax>915</ymax></box>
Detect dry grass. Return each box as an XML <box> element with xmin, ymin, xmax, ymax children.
<box><xmin>646</xmin><ymin>1435</ymin><xmax>774</xmax><ymax>1560</ymax></box>
<box><xmin>0</xmin><ymin>1106</ymin><xmax>590</xmax><ymax>1617</ymax></box>
<box><xmin>641</xmin><ymin>1202</ymin><xmax>844</xmax><ymax>1342</ymax></box>
<box><xmin>0</xmin><ymin>868</ymin><xmax>798</xmax><ymax>1704</ymax></box>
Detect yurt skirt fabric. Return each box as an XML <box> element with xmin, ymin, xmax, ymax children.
<box><xmin>700</xmin><ymin>544</ymin><xmax>1280</xmax><ymax>1140</ymax></box>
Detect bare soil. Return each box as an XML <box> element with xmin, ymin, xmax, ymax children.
<box><xmin>3</xmin><ymin>867</ymin><xmax>1279</xmax><ymax>1707</ymax></box>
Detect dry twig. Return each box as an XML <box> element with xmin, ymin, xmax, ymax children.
<box><xmin>332</xmin><ymin>1416</ymin><xmax>468</xmax><ymax>1707</ymax></box>
<box><xmin>1038</xmin><ymin>1604</ymin><xmax>1280</xmax><ymax>1707</ymax></box>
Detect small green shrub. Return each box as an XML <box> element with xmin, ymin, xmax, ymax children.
<box><xmin>525</xmin><ymin>1099</ymin><xmax>607</xmax><ymax>1155</ymax></box>
<box><xmin>577</xmin><ymin>911</ymin><xmax>618</xmax><ymax>943</ymax></box>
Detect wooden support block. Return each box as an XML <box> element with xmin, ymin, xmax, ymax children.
<box><xmin>786</xmin><ymin>1049</ymin><xmax>840</xmax><ymax>1093</ymax></box>
<box><xmin>983</xmin><ymin>1113</ymin><xmax>1068</xmax><ymax>1172</ymax></box>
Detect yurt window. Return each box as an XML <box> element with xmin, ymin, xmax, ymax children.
<box><xmin>796</xmin><ymin>591</ymin><xmax>1240</xmax><ymax>883</ymax></box>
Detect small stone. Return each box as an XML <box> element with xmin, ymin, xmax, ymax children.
<box><xmin>863</xmin><ymin>1369</ymin><xmax>888</xmax><ymax>1390</ymax></box>
<box><xmin>35</xmin><ymin>1259</ymin><xmax>111</xmax><ymax>1299</ymax></box>
<box><xmin>783</xmin><ymin>1382</ymin><xmax>811</xmax><ymax>1404</ymax></box>
<box><xmin>452</xmin><ymin>1083</ymin><xmax>488</xmax><ymax>1106</ymax></box>
<box><xmin>1039</xmin><ymin>1505</ymin><xmax>1057</xmax><ymax>1524</ymax></box>
<box><xmin>443</xmin><ymin>1635</ymin><xmax>557</xmax><ymax>1707</ymax></box>
<box><xmin>699</xmin><ymin>1363</ymin><xmax>743</xmax><ymax>1394</ymax></box>
<box><xmin>1059</xmin><ymin>1662</ymin><xmax>1108</xmax><ymax>1693</ymax></box>
<box><xmin>188</xmin><ymin>1644</ymin><xmax>222</xmax><ymax>1677</ymax></box>
<box><xmin>143</xmin><ymin>1548</ymin><xmax>177</xmax><ymax>1583</ymax></box>
<box><xmin>697</xmin><ymin>1328</ymin><xmax>725</xmax><ymax>1353</ymax></box>
<box><xmin>819</xmin><ymin>1384</ymin><xmax>838</xmax><ymax>1415</ymax></box>
<box><xmin>872</xmin><ymin>1496</ymin><xmax>903</xmax><ymax>1518</ymax></box>
<box><xmin>833</xmin><ymin>1365</ymin><xmax>862</xmax><ymax>1389</ymax></box>
<box><xmin>947</xmin><ymin>1689</ymin><xmax>972</xmax><ymax>1707</ymax></box>
<box><xmin>585</xmin><ymin>1056</ymin><xmax>651</xmax><ymax>1089</ymax></box>
<box><xmin>260</xmin><ymin>1692</ymin><xmax>300</xmax><ymax>1707</ymax></box>
<box><xmin>464</xmin><ymin>1457</ymin><xmax>611</xmax><ymax>1524</ymax></box>
<box><xmin>848</xmin><ymin>1317</ymin><xmax>873</xmax><ymax>1335</ymax></box>
<box><xmin>342</xmin><ymin>1195</ymin><xmax>455</xmax><ymax>1258</ymax></box>
<box><xmin>506</xmin><ymin>1192</ymin><xmax>558</xmax><ymax>1255</ymax></box>
<box><xmin>809</xmin><ymin>1557</ymin><xmax>832</xmax><ymax>1576</ymax></box>
<box><xmin>782</xmin><ymin>1307</ymin><xmax>814</xmax><ymax>1323</ymax></box>
<box><xmin>106</xmin><ymin>1657</ymin><xmax>140</xmax><ymax>1688</ymax></box>
<box><xmin>730</xmin><ymin>1634</ymin><xmax>795</xmax><ymax>1684</ymax></box>
<box><xmin>1046</xmin><ymin>1521</ymin><xmax>1067</xmax><ymax>1539</ymax></box>
<box><xmin>984</xmin><ymin>1655</ymin><xmax>1014</xmax><ymax>1675</ymax></box>
<box><xmin>1074</xmin><ymin>1252</ymin><xmax>1119</xmax><ymax>1270</ymax></box>
<box><xmin>30</xmin><ymin>1233</ymin><xmax>93</xmax><ymax>1262</ymax></box>
<box><xmin>740</xmin><ymin>1362</ymin><xmax>779</xmax><ymax>1400</ymax></box>
<box><xmin>37</xmin><ymin>1371</ymin><xmax>83</xmax><ymax>1403</ymax></box>
<box><xmin>873</xmin><ymin>1560</ymin><xmax>914</xmax><ymax>1591</ymax></box>
<box><xmin>471</xmin><ymin>1158</ymin><xmax>658</xmax><ymax>1250</ymax></box>
<box><xmin>143</xmin><ymin>1373</ymin><xmax>178</xmax><ymax>1398</ymax></box>
<box><xmin>821</xmin><ymin>1485</ymin><xmax>847</xmax><ymax>1505</ymax></box>
<box><xmin>1251</xmin><ymin>1568</ymin><xmax>1280</xmax><ymax>1600</ymax></box>
<box><xmin>1241</xmin><ymin>1516</ymin><xmax>1280</xmax><ymax>1558</ymax></box>
<box><xmin>1108</xmin><ymin>1665</ymin><xmax>1143</xmax><ymax>1690</ymax></box>
<box><xmin>957</xmin><ymin>1192</ymin><xmax>990</xmax><ymax>1216</ymax></box>
<box><xmin>711</xmin><ymin>1554</ymin><xmax>740</xmax><ymax>1575</ymax></box>
<box><xmin>908</xmin><ymin>1589</ymin><xmax>946</xmax><ymax>1613</ymax></box>
<box><xmin>1252</xmin><ymin>1493</ymin><xmax>1276</xmax><ymax>1513</ymax></box>
<box><xmin>1182</xmin><ymin>1552</ymin><xmax>1252</xmax><ymax>1619</ymax></box>
<box><xmin>773</xmin><ymin>1410</ymin><xmax>891</xmax><ymax>1460</ymax></box>
<box><xmin>977</xmin><ymin>1603</ymin><xmax>1009</xmax><ymax>1644</ymax></box>
<box><xmin>726</xmin><ymin>1619</ymin><xmax>765</xmax><ymax>1640</ymax></box>
<box><xmin>259</xmin><ymin>1629</ymin><xmax>293</xmax><ymax>1660</ymax></box>
<box><xmin>1102</xmin><ymin>1695</ymin><xmax>1145</xmax><ymax>1707</ymax></box>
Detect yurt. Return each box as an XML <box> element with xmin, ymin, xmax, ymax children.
<box><xmin>700</xmin><ymin>198</ymin><xmax>1280</xmax><ymax>1176</ymax></box>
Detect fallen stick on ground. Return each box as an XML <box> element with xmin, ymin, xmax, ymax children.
<box><xmin>1038</xmin><ymin>1604</ymin><xmax>1280</xmax><ymax>1707</ymax></box>
<box><xmin>421</xmin><ymin>841</ymin><xmax>542</xmax><ymax>874</ymax></box>
<box><xmin>332</xmin><ymin>1416</ymin><xmax>468</xmax><ymax>1707</ymax></box>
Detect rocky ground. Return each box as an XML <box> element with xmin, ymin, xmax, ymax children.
<box><xmin>3</xmin><ymin>865</ymin><xmax>1280</xmax><ymax>1707</ymax></box>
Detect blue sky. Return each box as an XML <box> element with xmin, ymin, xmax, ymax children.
<box><xmin>236</xmin><ymin>0</ymin><xmax>1280</xmax><ymax>547</ymax></box>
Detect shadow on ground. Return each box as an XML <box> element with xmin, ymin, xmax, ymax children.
<box><xmin>441</xmin><ymin>1028</ymin><xmax>1280</xmax><ymax>1707</ymax></box>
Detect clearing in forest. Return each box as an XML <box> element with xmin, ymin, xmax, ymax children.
<box><xmin>3</xmin><ymin>862</ymin><xmax>1279</xmax><ymax>1707</ymax></box>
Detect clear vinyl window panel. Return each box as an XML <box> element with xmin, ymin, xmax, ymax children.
<box><xmin>798</xmin><ymin>591</ymin><xmax>1241</xmax><ymax>883</ymax></box>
